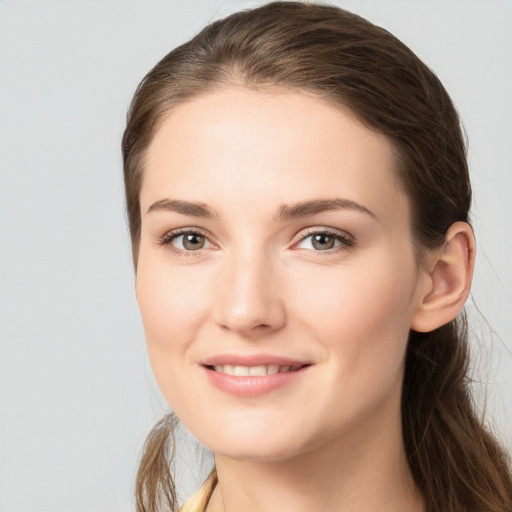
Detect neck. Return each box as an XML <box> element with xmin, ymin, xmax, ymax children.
<box><xmin>206</xmin><ymin>394</ymin><xmax>424</xmax><ymax>512</ymax></box>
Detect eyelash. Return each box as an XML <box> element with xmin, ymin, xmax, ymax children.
<box><xmin>158</xmin><ymin>228</ymin><xmax>212</xmax><ymax>258</ymax></box>
<box><xmin>157</xmin><ymin>227</ymin><xmax>355</xmax><ymax>258</ymax></box>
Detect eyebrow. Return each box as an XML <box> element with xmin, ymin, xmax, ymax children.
<box><xmin>147</xmin><ymin>198</ymin><xmax>219</xmax><ymax>219</ymax></box>
<box><xmin>272</xmin><ymin>198</ymin><xmax>376</xmax><ymax>222</ymax></box>
<box><xmin>146</xmin><ymin>197</ymin><xmax>376</xmax><ymax>221</ymax></box>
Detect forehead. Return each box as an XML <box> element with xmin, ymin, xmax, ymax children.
<box><xmin>141</xmin><ymin>86</ymin><xmax>409</xmax><ymax>227</ymax></box>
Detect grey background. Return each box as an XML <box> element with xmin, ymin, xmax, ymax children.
<box><xmin>1</xmin><ymin>1</ymin><xmax>511</xmax><ymax>511</ymax></box>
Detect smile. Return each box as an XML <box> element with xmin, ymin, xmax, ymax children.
<box><xmin>209</xmin><ymin>364</ymin><xmax>305</xmax><ymax>376</ymax></box>
<box><xmin>202</xmin><ymin>359</ymin><xmax>311</xmax><ymax>397</ymax></box>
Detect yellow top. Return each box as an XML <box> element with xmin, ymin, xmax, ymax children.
<box><xmin>180</xmin><ymin>470</ymin><xmax>217</xmax><ymax>512</ymax></box>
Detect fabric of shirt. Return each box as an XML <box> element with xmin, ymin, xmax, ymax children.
<box><xmin>180</xmin><ymin>470</ymin><xmax>217</xmax><ymax>512</ymax></box>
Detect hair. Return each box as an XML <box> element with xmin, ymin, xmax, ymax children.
<box><xmin>122</xmin><ymin>2</ymin><xmax>512</xmax><ymax>511</ymax></box>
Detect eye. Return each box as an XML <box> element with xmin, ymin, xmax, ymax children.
<box><xmin>158</xmin><ymin>228</ymin><xmax>214</xmax><ymax>256</ymax></box>
<box><xmin>295</xmin><ymin>229</ymin><xmax>354</xmax><ymax>253</ymax></box>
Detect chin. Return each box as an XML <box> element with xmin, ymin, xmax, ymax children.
<box><xmin>197</xmin><ymin>424</ymin><xmax>319</xmax><ymax>463</ymax></box>
<box><xmin>214</xmin><ymin>443</ymin><xmax>304</xmax><ymax>463</ymax></box>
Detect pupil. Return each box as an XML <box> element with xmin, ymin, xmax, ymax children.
<box><xmin>184</xmin><ymin>234</ymin><xmax>204</xmax><ymax>250</ymax></box>
<box><xmin>312</xmin><ymin>234</ymin><xmax>334</xmax><ymax>250</ymax></box>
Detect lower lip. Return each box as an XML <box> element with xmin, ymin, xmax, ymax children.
<box><xmin>202</xmin><ymin>365</ymin><xmax>309</xmax><ymax>397</ymax></box>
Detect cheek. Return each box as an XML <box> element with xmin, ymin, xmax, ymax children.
<box><xmin>280</xmin><ymin>255</ymin><xmax>418</xmax><ymax>440</ymax></box>
<box><xmin>291</xmin><ymin>251</ymin><xmax>417</xmax><ymax>375</ymax></box>
<box><xmin>135</xmin><ymin>260</ymin><xmax>207</xmax><ymax>390</ymax></box>
<box><xmin>136</xmin><ymin>256</ymin><xmax>208</xmax><ymax>338</ymax></box>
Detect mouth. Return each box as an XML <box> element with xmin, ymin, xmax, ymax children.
<box><xmin>200</xmin><ymin>355</ymin><xmax>312</xmax><ymax>396</ymax></box>
<box><xmin>205</xmin><ymin>364</ymin><xmax>309</xmax><ymax>376</ymax></box>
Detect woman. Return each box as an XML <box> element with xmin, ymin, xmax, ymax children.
<box><xmin>122</xmin><ymin>2</ymin><xmax>512</xmax><ymax>511</ymax></box>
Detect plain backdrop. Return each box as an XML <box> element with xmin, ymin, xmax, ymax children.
<box><xmin>1</xmin><ymin>1</ymin><xmax>511</xmax><ymax>511</ymax></box>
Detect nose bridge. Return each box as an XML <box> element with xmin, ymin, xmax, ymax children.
<box><xmin>214</xmin><ymin>240</ymin><xmax>285</xmax><ymax>336</ymax></box>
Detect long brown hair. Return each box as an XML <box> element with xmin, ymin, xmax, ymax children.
<box><xmin>122</xmin><ymin>2</ymin><xmax>512</xmax><ymax>511</ymax></box>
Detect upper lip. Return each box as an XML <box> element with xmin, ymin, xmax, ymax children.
<box><xmin>200</xmin><ymin>353</ymin><xmax>312</xmax><ymax>367</ymax></box>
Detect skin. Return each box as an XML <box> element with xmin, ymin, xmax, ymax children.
<box><xmin>134</xmin><ymin>86</ymin><xmax>459</xmax><ymax>511</ymax></box>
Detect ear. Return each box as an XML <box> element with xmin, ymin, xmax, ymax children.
<box><xmin>410</xmin><ymin>221</ymin><xmax>475</xmax><ymax>333</ymax></box>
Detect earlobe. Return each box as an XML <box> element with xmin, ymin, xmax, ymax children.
<box><xmin>410</xmin><ymin>222</ymin><xmax>475</xmax><ymax>333</ymax></box>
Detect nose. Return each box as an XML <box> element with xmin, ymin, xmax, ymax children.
<box><xmin>213</xmin><ymin>249</ymin><xmax>286</xmax><ymax>338</ymax></box>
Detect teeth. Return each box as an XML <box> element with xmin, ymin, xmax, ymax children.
<box><xmin>249</xmin><ymin>365</ymin><xmax>267</xmax><ymax>376</ymax></box>
<box><xmin>212</xmin><ymin>364</ymin><xmax>301</xmax><ymax>376</ymax></box>
<box><xmin>267</xmin><ymin>364</ymin><xmax>280</xmax><ymax>375</ymax></box>
<box><xmin>233</xmin><ymin>365</ymin><xmax>250</xmax><ymax>376</ymax></box>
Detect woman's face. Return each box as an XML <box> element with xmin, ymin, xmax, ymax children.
<box><xmin>136</xmin><ymin>86</ymin><xmax>430</xmax><ymax>461</ymax></box>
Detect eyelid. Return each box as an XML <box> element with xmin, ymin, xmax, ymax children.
<box><xmin>158</xmin><ymin>227</ymin><xmax>216</xmax><ymax>257</ymax></box>
<box><xmin>292</xmin><ymin>227</ymin><xmax>355</xmax><ymax>253</ymax></box>
<box><xmin>158</xmin><ymin>225</ymin><xmax>355</xmax><ymax>257</ymax></box>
